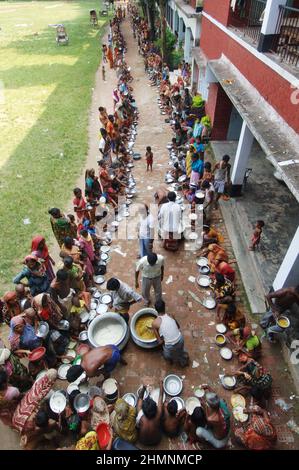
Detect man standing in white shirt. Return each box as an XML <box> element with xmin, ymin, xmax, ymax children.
<box><xmin>137</xmin><ymin>204</ymin><xmax>155</xmax><ymax>258</ymax></box>
<box><xmin>135</xmin><ymin>253</ymin><xmax>164</xmax><ymax>307</ymax></box>
<box><xmin>158</xmin><ymin>192</ymin><xmax>183</xmax><ymax>250</ymax></box>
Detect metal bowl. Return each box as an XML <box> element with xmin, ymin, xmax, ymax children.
<box><xmin>163</xmin><ymin>374</ymin><xmax>183</xmax><ymax>397</ymax></box>
<box><xmin>96</xmin><ymin>303</ymin><xmax>108</xmax><ymax>314</ymax></box>
<box><xmin>196</xmin><ymin>257</ymin><xmax>209</xmax><ymax>267</ymax></box>
<box><xmin>74</xmin><ymin>393</ymin><xmax>90</xmax><ymax>414</ymax></box>
<box><xmin>88</xmin><ymin>386</ymin><xmax>103</xmax><ymax>399</ymax></box>
<box><xmin>169</xmin><ymin>396</ymin><xmax>185</xmax><ymax>411</ymax></box>
<box><xmin>50</xmin><ymin>391</ymin><xmax>67</xmax><ymax>414</ymax></box>
<box><xmin>88</xmin><ymin>313</ymin><xmax>129</xmax><ymax>350</ymax></box>
<box><xmin>123</xmin><ymin>392</ymin><xmax>137</xmax><ymax>407</ymax></box>
<box><xmin>185</xmin><ymin>397</ymin><xmax>201</xmax><ymax>415</ymax></box>
<box><xmin>57</xmin><ymin>319</ymin><xmax>70</xmax><ymax>331</ymax></box>
<box><xmin>276</xmin><ymin>316</ymin><xmax>290</xmax><ymax>329</ymax></box>
<box><xmin>200</xmin><ymin>265</ymin><xmax>210</xmax><ymax>275</ymax></box>
<box><xmin>36</xmin><ymin>321</ymin><xmax>49</xmax><ymax>338</ymax></box>
<box><xmin>203</xmin><ymin>297</ymin><xmax>216</xmax><ymax>310</ymax></box>
<box><xmin>100</xmin><ymin>293</ymin><xmax>112</xmax><ymax>305</ymax></box>
<box><xmin>220</xmin><ymin>347</ymin><xmax>233</xmax><ymax>360</ymax></box>
<box><xmin>79</xmin><ymin>330</ymin><xmax>88</xmax><ymax>342</ymax></box>
<box><xmin>221</xmin><ymin>375</ymin><xmax>237</xmax><ymax>390</ymax></box>
<box><xmin>130</xmin><ymin>308</ymin><xmax>159</xmax><ymax>349</ymax></box>
<box><xmin>215</xmin><ymin>334</ymin><xmax>226</xmax><ymax>346</ymax></box>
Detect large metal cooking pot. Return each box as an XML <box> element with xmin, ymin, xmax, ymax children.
<box><xmin>88</xmin><ymin>313</ymin><xmax>129</xmax><ymax>350</ymax></box>
<box><xmin>130</xmin><ymin>308</ymin><xmax>159</xmax><ymax>349</ymax></box>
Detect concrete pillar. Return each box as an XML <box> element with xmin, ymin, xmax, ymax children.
<box><xmin>184</xmin><ymin>27</ymin><xmax>192</xmax><ymax>62</ymax></box>
<box><xmin>273</xmin><ymin>226</ymin><xmax>299</xmax><ymax>290</ymax></box>
<box><xmin>230</xmin><ymin>121</ymin><xmax>254</xmax><ymax>196</ymax></box>
<box><xmin>258</xmin><ymin>0</ymin><xmax>287</xmax><ymax>52</ymax></box>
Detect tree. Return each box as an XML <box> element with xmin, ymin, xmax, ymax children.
<box><xmin>159</xmin><ymin>0</ymin><xmax>167</xmax><ymax>61</ymax></box>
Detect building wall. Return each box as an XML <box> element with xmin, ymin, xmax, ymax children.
<box><xmin>200</xmin><ymin>17</ymin><xmax>299</xmax><ymax>134</ymax></box>
<box><xmin>203</xmin><ymin>0</ymin><xmax>230</xmax><ymax>26</ymax></box>
<box><xmin>205</xmin><ymin>83</ymin><xmax>233</xmax><ymax>140</ymax></box>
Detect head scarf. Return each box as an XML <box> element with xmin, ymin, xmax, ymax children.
<box><xmin>31</xmin><ymin>235</ymin><xmax>49</xmax><ymax>260</ymax></box>
<box><xmin>90</xmin><ymin>397</ymin><xmax>110</xmax><ymax>430</ymax></box>
<box><xmin>112</xmin><ymin>398</ymin><xmax>137</xmax><ymax>443</ymax></box>
<box><xmin>23</xmin><ymin>255</ymin><xmax>39</xmax><ymax>265</ymax></box>
<box><xmin>3</xmin><ymin>292</ymin><xmax>17</xmax><ymax>304</ymax></box>
<box><xmin>9</xmin><ymin>315</ymin><xmax>25</xmax><ymax>350</ymax></box>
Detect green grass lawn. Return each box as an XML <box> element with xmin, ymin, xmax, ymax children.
<box><xmin>0</xmin><ymin>1</ymin><xmax>109</xmax><ymax>290</ymax></box>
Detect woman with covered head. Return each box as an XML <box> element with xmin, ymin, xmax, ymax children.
<box><xmin>9</xmin><ymin>314</ymin><xmax>41</xmax><ymax>353</ymax></box>
<box><xmin>112</xmin><ymin>398</ymin><xmax>137</xmax><ymax>443</ymax></box>
<box><xmin>13</xmin><ymin>255</ymin><xmax>50</xmax><ymax>296</ymax></box>
<box><xmin>31</xmin><ymin>235</ymin><xmax>55</xmax><ymax>282</ymax></box>
<box><xmin>48</xmin><ymin>208</ymin><xmax>72</xmax><ymax>248</ymax></box>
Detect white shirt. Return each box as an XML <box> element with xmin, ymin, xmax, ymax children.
<box><xmin>158</xmin><ymin>314</ymin><xmax>182</xmax><ymax>345</ymax></box>
<box><xmin>111</xmin><ymin>280</ymin><xmax>142</xmax><ymax>310</ymax></box>
<box><xmin>159</xmin><ymin>201</ymin><xmax>183</xmax><ymax>234</ymax></box>
<box><xmin>136</xmin><ymin>255</ymin><xmax>164</xmax><ymax>279</ymax></box>
<box><xmin>139</xmin><ymin>214</ymin><xmax>154</xmax><ymax>239</ymax></box>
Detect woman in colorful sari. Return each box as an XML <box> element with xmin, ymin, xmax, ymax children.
<box><xmin>214</xmin><ymin>258</ymin><xmax>236</xmax><ymax>283</ymax></box>
<box><xmin>9</xmin><ymin>314</ymin><xmax>41</xmax><ymax>353</ymax></box>
<box><xmin>112</xmin><ymin>398</ymin><xmax>137</xmax><ymax>443</ymax></box>
<box><xmin>190</xmin><ymin>153</ymin><xmax>204</xmax><ymax>188</ymax></box>
<box><xmin>73</xmin><ymin>188</ymin><xmax>89</xmax><ymax>223</ymax></box>
<box><xmin>13</xmin><ymin>255</ymin><xmax>50</xmax><ymax>296</ymax></box>
<box><xmin>12</xmin><ymin>369</ymin><xmax>57</xmax><ymax>441</ymax></box>
<box><xmin>185</xmin><ymin>145</ymin><xmax>195</xmax><ymax>179</ymax></box>
<box><xmin>201</xmin><ymin>226</ymin><xmax>224</xmax><ymax>248</ymax></box>
<box><xmin>48</xmin><ymin>208</ymin><xmax>72</xmax><ymax>248</ymax></box>
<box><xmin>60</xmin><ymin>236</ymin><xmax>81</xmax><ymax>263</ymax></box>
<box><xmin>234</xmin><ymin>405</ymin><xmax>277</xmax><ymax>450</ymax></box>
<box><xmin>0</xmin><ymin>369</ymin><xmax>21</xmax><ymax>426</ymax></box>
<box><xmin>33</xmin><ymin>293</ymin><xmax>63</xmax><ymax>329</ymax></box>
<box><xmin>217</xmin><ymin>303</ymin><xmax>246</xmax><ymax>330</ymax></box>
<box><xmin>107</xmin><ymin>45</ymin><xmax>114</xmax><ymax>69</ymax></box>
<box><xmin>2</xmin><ymin>291</ymin><xmax>22</xmax><ymax>322</ymax></box>
<box><xmin>0</xmin><ymin>340</ymin><xmax>32</xmax><ymax>391</ymax></box>
<box><xmin>79</xmin><ymin>229</ymin><xmax>95</xmax><ymax>266</ymax></box>
<box><xmin>31</xmin><ymin>235</ymin><xmax>55</xmax><ymax>282</ymax></box>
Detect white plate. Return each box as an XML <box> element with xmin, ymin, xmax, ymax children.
<box><xmin>220</xmin><ymin>347</ymin><xmax>233</xmax><ymax>360</ymax></box>
<box><xmin>169</xmin><ymin>396</ymin><xmax>185</xmax><ymax>411</ymax></box>
<box><xmin>194</xmin><ymin>387</ymin><xmax>205</xmax><ymax>398</ymax></box>
<box><xmin>50</xmin><ymin>391</ymin><xmax>66</xmax><ymax>414</ymax></box>
<box><xmin>185</xmin><ymin>397</ymin><xmax>201</xmax><ymax>415</ymax></box>
<box><xmin>123</xmin><ymin>393</ymin><xmax>137</xmax><ymax>407</ymax></box>
<box><xmin>94</xmin><ymin>276</ymin><xmax>105</xmax><ymax>284</ymax></box>
<box><xmin>203</xmin><ymin>298</ymin><xmax>216</xmax><ymax>309</ymax></box>
<box><xmin>216</xmin><ymin>323</ymin><xmax>227</xmax><ymax>334</ymax></box>
<box><xmin>100</xmin><ymin>246</ymin><xmax>110</xmax><ymax>253</ymax></box>
<box><xmin>58</xmin><ymin>363</ymin><xmax>72</xmax><ymax>380</ymax></box>
<box><xmin>80</xmin><ymin>311</ymin><xmax>90</xmax><ymax>323</ymax></box>
<box><xmin>233</xmin><ymin>406</ymin><xmax>249</xmax><ymax>423</ymax></box>
<box><xmin>96</xmin><ymin>303</ymin><xmax>108</xmax><ymax>314</ymax></box>
<box><xmin>62</xmin><ymin>349</ymin><xmax>76</xmax><ymax>364</ymax></box>
<box><xmin>93</xmin><ymin>291</ymin><xmax>101</xmax><ymax>299</ymax></box>
<box><xmin>101</xmin><ymin>253</ymin><xmax>109</xmax><ymax>261</ymax></box>
<box><xmin>197</xmin><ymin>275</ymin><xmax>211</xmax><ymax>287</ymax></box>
<box><xmin>196</xmin><ymin>257</ymin><xmax>209</xmax><ymax>267</ymax></box>
<box><xmin>90</xmin><ymin>302</ymin><xmax>98</xmax><ymax>310</ymax></box>
<box><xmin>101</xmin><ymin>294</ymin><xmax>112</xmax><ymax>305</ymax></box>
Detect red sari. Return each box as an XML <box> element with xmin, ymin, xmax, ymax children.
<box><xmin>31</xmin><ymin>235</ymin><xmax>55</xmax><ymax>282</ymax></box>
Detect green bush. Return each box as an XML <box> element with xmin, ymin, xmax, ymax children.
<box><xmin>200</xmin><ymin>115</ymin><xmax>212</xmax><ymax>129</ymax></box>
<box><xmin>192</xmin><ymin>94</ymin><xmax>205</xmax><ymax>108</ymax></box>
<box><xmin>169</xmin><ymin>49</ymin><xmax>184</xmax><ymax>70</ymax></box>
<box><xmin>154</xmin><ymin>27</ymin><xmax>177</xmax><ymax>61</ymax></box>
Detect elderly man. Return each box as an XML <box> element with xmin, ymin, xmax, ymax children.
<box><xmin>158</xmin><ymin>191</ymin><xmax>183</xmax><ymax>251</ymax></box>
<box><xmin>135</xmin><ymin>253</ymin><xmax>164</xmax><ymax>307</ymax></box>
<box><xmin>196</xmin><ymin>385</ymin><xmax>231</xmax><ymax>449</ymax></box>
<box><xmin>106</xmin><ymin>277</ymin><xmax>142</xmax><ymax>323</ymax></box>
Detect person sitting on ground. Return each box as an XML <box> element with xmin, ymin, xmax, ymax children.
<box><xmin>196</xmin><ymin>386</ymin><xmax>231</xmax><ymax>449</ymax></box>
<box><xmin>201</xmin><ymin>225</ymin><xmax>224</xmax><ymax>247</ymax></box>
<box><xmin>235</xmin><ymin>359</ymin><xmax>272</xmax><ymax>405</ymax></box>
<box><xmin>106</xmin><ymin>277</ymin><xmax>142</xmax><ymax>323</ymax></box>
<box><xmin>66</xmin><ymin>345</ymin><xmax>127</xmax><ymax>381</ymax></box>
<box><xmin>184</xmin><ymin>406</ymin><xmax>207</xmax><ymax>444</ymax></box>
<box><xmin>200</xmin><ymin>243</ymin><xmax>229</xmax><ymax>268</ymax></box>
<box><xmin>234</xmin><ymin>405</ymin><xmax>277</xmax><ymax>450</ymax></box>
<box><xmin>229</xmin><ymin>326</ymin><xmax>262</xmax><ymax>361</ymax></box>
<box><xmin>214</xmin><ymin>255</ymin><xmax>236</xmax><ymax>283</ymax></box>
<box><xmin>112</xmin><ymin>398</ymin><xmax>137</xmax><ymax>443</ymax></box>
<box><xmin>162</xmin><ymin>399</ymin><xmax>186</xmax><ymax>437</ymax></box>
<box><xmin>152</xmin><ymin>300</ymin><xmax>189</xmax><ymax>367</ymax></box>
<box><xmin>211</xmin><ymin>273</ymin><xmax>235</xmax><ymax>310</ymax></box>
<box><xmin>217</xmin><ymin>303</ymin><xmax>246</xmax><ymax>330</ymax></box>
<box><xmin>136</xmin><ymin>382</ymin><xmax>163</xmax><ymax>446</ymax></box>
